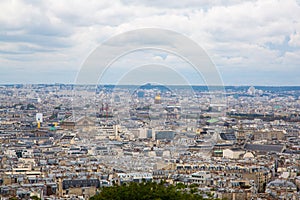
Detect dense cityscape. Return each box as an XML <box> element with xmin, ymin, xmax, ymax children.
<box><xmin>1</xmin><ymin>0</ymin><xmax>300</xmax><ymax>199</ymax></box>
<box><xmin>0</xmin><ymin>84</ymin><xmax>299</xmax><ymax>199</ymax></box>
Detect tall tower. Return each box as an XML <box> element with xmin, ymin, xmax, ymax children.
<box><xmin>36</xmin><ymin>113</ymin><xmax>43</xmax><ymax>129</ymax></box>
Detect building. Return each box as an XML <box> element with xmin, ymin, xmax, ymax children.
<box><xmin>223</xmin><ymin>148</ymin><xmax>245</xmax><ymax>159</ymax></box>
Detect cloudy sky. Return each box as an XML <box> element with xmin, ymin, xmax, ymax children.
<box><xmin>0</xmin><ymin>0</ymin><xmax>300</xmax><ymax>85</ymax></box>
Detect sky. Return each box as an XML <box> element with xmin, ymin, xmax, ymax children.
<box><xmin>0</xmin><ymin>0</ymin><xmax>300</xmax><ymax>86</ymax></box>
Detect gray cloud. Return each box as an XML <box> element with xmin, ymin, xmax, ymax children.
<box><xmin>0</xmin><ymin>0</ymin><xmax>299</xmax><ymax>85</ymax></box>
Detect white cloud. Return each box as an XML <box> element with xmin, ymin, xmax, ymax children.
<box><xmin>289</xmin><ymin>31</ymin><xmax>300</xmax><ymax>47</ymax></box>
<box><xmin>0</xmin><ymin>0</ymin><xmax>299</xmax><ymax>85</ymax></box>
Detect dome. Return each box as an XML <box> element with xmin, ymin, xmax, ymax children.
<box><xmin>155</xmin><ymin>94</ymin><xmax>161</xmax><ymax>100</ymax></box>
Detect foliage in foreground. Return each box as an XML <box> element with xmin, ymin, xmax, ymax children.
<box><xmin>90</xmin><ymin>181</ymin><xmax>221</xmax><ymax>200</ymax></box>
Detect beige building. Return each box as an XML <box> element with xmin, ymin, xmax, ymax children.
<box><xmin>253</xmin><ymin>130</ymin><xmax>285</xmax><ymax>141</ymax></box>
<box><xmin>223</xmin><ymin>148</ymin><xmax>245</xmax><ymax>159</ymax></box>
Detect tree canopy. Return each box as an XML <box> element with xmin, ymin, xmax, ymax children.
<box><xmin>90</xmin><ymin>181</ymin><xmax>221</xmax><ymax>200</ymax></box>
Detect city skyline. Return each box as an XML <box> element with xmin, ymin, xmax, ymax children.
<box><xmin>1</xmin><ymin>1</ymin><xmax>300</xmax><ymax>199</ymax></box>
<box><xmin>1</xmin><ymin>0</ymin><xmax>300</xmax><ymax>85</ymax></box>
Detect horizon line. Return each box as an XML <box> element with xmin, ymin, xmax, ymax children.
<box><xmin>1</xmin><ymin>83</ymin><xmax>300</xmax><ymax>87</ymax></box>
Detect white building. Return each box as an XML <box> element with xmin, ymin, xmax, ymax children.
<box><xmin>223</xmin><ymin>148</ymin><xmax>245</xmax><ymax>159</ymax></box>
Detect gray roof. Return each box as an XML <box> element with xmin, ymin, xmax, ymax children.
<box><xmin>244</xmin><ymin>144</ymin><xmax>284</xmax><ymax>153</ymax></box>
<box><xmin>220</xmin><ymin>133</ymin><xmax>236</xmax><ymax>140</ymax></box>
<box><xmin>267</xmin><ymin>179</ymin><xmax>297</xmax><ymax>189</ymax></box>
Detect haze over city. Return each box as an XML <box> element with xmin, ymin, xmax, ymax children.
<box><xmin>1</xmin><ymin>1</ymin><xmax>300</xmax><ymax>200</ymax></box>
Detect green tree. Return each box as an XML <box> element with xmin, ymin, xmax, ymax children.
<box><xmin>90</xmin><ymin>181</ymin><xmax>225</xmax><ymax>200</ymax></box>
<box><xmin>31</xmin><ymin>196</ymin><xmax>41</xmax><ymax>200</ymax></box>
